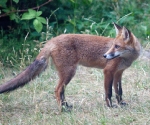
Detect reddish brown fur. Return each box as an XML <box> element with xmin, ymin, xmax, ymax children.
<box><xmin>0</xmin><ymin>24</ymin><xmax>141</xmax><ymax>110</ymax></box>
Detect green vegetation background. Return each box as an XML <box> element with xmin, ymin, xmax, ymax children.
<box><xmin>0</xmin><ymin>0</ymin><xmax>150</xmax><ymax>68</ymax></box>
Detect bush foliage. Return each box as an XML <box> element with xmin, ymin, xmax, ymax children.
<box><xmin>0</xmin><ymin>0</ymin><xmax>150</xmax><ymax>67</ymax></box>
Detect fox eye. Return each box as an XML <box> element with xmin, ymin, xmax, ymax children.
<box><xmin>115</xmin><ymin>45</ymin><xmax>120</xmax><ymax>49</ymax></box>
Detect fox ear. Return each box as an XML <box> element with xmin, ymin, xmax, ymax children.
<box><xmin>122</xmin><ymin>26</ymin><xmax>131</xmax><ymax>41</ymax></box>
<box><xmin>113</xmin><ymin>22</ymin><xmax>122</xmax><ymax>35</ymax></box>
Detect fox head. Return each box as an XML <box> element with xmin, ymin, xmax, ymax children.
<box><xmin>103</xmin><ymin>23</ymin><xmax>140</xmax><ymax>60</ymax></box>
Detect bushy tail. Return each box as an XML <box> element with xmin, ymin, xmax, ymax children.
<box><xmin>0</xmin><ymin>57</ymin><xmax>48</xmax><ymax>93</ymax></box>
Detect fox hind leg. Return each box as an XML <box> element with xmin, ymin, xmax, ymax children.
<box><xmin>55</xmin><ymin>65</ymin><xmax>77</xmax><ymax>111</ymax></box>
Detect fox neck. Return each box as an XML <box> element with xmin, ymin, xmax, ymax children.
<box><xmin>122</xmin><ymin>50</ymin><xmax>139</xmax><ymax>67</ymax></box>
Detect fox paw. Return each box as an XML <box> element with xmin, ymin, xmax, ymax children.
<box><xmin>61</xmin><ymin>102</ymin><xmax>73</xmax><ymax>112</ymax></box>
<box><xmin>119</xmin><ymin>101</ymin><xmax>128</xmax><ymax>106</ymax></box>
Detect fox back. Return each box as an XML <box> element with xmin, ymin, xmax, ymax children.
<box><xmin>39</xmin><ymin>34</ymin><xmax>114</xmax><ymax>69</ymax></box>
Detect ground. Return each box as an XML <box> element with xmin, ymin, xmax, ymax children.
<box><xmin>0</xmin><ymin>55</ymin><xmax>150</xmax><ymax>124</ymax></box>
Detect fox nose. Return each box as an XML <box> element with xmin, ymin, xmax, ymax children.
<box><xmin>103</xmin><ymin>54</ymin><xmax>107</xmax><ymax>58</ymax></box>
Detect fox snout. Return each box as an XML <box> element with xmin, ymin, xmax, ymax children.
<box><xmin>103</xmin><ymin>52</ymin><xmax>120</xmax><ymax>59</ymax></box>
<box><xmin>103</xmin><ymin>53</ymin><xmax>108</xmax><ymax>58</ymax></box>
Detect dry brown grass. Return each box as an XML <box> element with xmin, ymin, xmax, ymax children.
<box><xmin>0</xmin><ymin>56</ymin><xmax>150</xmax><ymax>125</ymax></box>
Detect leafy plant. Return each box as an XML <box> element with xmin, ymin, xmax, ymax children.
<box><xmin>0</xmin><ymin>0</ymin><xmax>51</xmax><ymax>33</ymax></box>
<box><xmin>1</xmin><ymin>0</ymin><xmax>150</xmax><ymax>67</ymax></box>
<box><xmin>21</xmin><ymin>9</ymin><xmax>46</xmax><ymax>33</ymax></box>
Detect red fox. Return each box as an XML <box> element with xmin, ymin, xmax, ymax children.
<box><xmin>0</xmin><ymin>23</ymin><xmax>141</xmax><ymax>110</ymax></box>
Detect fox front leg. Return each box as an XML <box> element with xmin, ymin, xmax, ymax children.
<box><xmin>113</xmin><ymin>70</ymin><xmax>123</xmax><ymax>104</ymax></box>
<box><xmin>113</xmin><ymin>70</ymin><xmax>127</xmax><ymax>106</ymax></box>
<box><xmin>103</xmin><ymin>69</ymin><xmax>113</xmax><ymax>107</ymax></box>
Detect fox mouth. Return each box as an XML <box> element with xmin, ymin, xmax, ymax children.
<box><xmin>103</xmin><ymin>53</ymin><xmax>120</xmax><ymax>59</ymax></box>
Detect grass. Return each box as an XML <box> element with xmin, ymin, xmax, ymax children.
<box><xmin>0</xmin><ymin>55</ymin><xmax>150</xmax><ymax>125</ymax></box>
<box><xmin>1</xmin><ymin>0</ymin><xmax>150</xmax><ymax>124</ymax></box>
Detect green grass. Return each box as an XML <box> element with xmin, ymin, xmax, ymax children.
<box><xmin>0</xmin><ymin>56</ymin><xmax>150</xmax><ymax>124</ymax></box>
<box><xmin>1</xmin><ymin>0</ymin><xmax>150</xmax><ymax>124</ymax></box>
